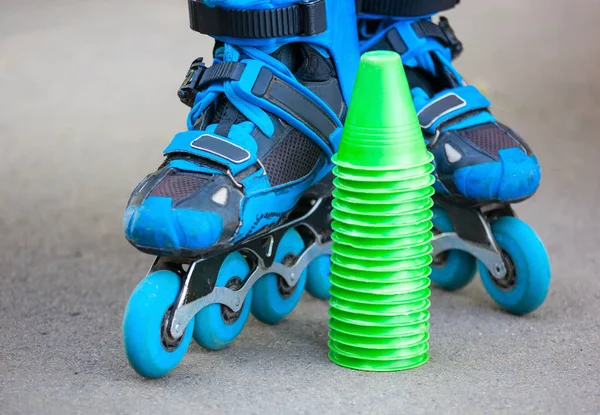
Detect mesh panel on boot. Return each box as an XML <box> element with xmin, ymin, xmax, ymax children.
<box><xmin>461</xmin><ymin>124</ymin><xmax>522</xmax><ymax>158</ymax></box>
<box><xmin>262</xmin><ymin>130</ymin><xmax>321</xmax><ymax>186</ymax></box>
<box><xmin>149</xmin><ymin>170</ymin><xmax>207</xmax><ymax>202</ymax></box>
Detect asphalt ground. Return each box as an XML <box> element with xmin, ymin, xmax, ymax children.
<box><xmin>1</xmin><ymin>0</ymin><xmax>599</xmax><ymax>413</ymax></box>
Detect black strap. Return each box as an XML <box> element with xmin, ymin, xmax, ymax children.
<box><xmin>412</xmin><ymin>20</ymin><xmax>450</xmax><ymax>46</ymax></box>
<box><xmin>369</xmin><ymin>17</ymin><xmax>462</xmax><ymax>59</ymax></box>
<box><xmin>214</xmin><ymin>102</ymin><xmax>239</xmax><ymax>137</ymax></box>
<box><xmin>251</xmin><ymin>67</ymin><xmax>337</xmax><ymax>145</ymax></box>
<box><xmin>188</xmin><ymin>0</ymin><xmax>327</xmax><ymax>39</ymax></box>
<box><xmin>357</xmin><ymin>0</ymin><xmax>459</xmax><ymax>17</ymax></box>
<box><xmin>412</xmin><ymin>17</ymin><xmax>463</xmax><ymax>57</ymax></box>
<box><xmin>178</xmin><ymin>61</ymin><xmax>246</xmax><ymax>107</ymax></box>
<box><xmin>198</xmin><ymin>62</ymin><xmax>246</xmax><ymax>91</ymax></box>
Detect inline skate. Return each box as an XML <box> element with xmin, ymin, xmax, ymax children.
<box><xmin>121</xmin><ymin>0</ymin><xmax>358</xmax><ymax>378</ymax></box>
<box><xmin>356</xmin><ymin>0</ymin><xmax>551</xmax><ymax>315</ymax></box>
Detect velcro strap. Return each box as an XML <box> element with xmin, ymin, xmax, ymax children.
<box><xmin>357</xmin><ymin>0</ymin><xmax>459</xmax><ymax>17</ymax></box>
<box><xmin>188</xmin><ymin>0</ymin><xmax>327</xmax><ymax>39</ymax></box>
<box><xmin>249</xmin><ymin>66</ymin><xmax>339</xmax><ymax>153</ymax></box>
<box><xmin>165</xmin><ymin>131</ymin><xmax>258</xmax><ymax>176</ymax></box>
<box><xmin>416</xmin><ymin>86</ymin><xmax>491</xmax><ymax>132</ymax></box>
<box><xmin>190</xmin><ymin>134</ymin><xmax>250</xmax><ymax>164</ymax></box>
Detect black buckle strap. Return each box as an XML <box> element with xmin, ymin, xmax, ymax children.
<box><xmin>251</xmin><ymin>67</ymin><xmax>337</xmax><ymax>145</ymax></box>
<box><xmin>357</xmin><ymin>0</ymin><xmax>459</xmax><ymax>17</ymax></box>
<box><xmin>199</xmin><ymin>62</ymin><xmax>246</xmax><ymax>90</ymax></box>
<box><xmin>412</xmin><ymin>17</ymin><xmax>463</xmax><ymax>58</ymax></box>
<box><xmin>178</xmin><ymin>59</ymin><xmax>246</xmax><ymax>107</ymax></box>
<box><xmin>188</xmin><ymin>0</ymin><xmax>327</xmax><ymax>39</ymax></box>
<box><xmin>374</xmin><ymin>17</ymin><xmax>462</xmax><ymax>59</ymax></box>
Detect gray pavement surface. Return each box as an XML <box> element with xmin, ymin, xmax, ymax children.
<box><xmin>1</xmin><ymin>0</ymin><xmax>599</xmax><ymax>413</ymax></box>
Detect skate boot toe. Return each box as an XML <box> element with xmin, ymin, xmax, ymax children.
<box><xmin>431</xmin><ymin>122</ymin><xmax>541</xmax><ymax>203</ymax></box>
<box><xmin>124</xmin><ymin>196</ymin><xmax>223</xmax><ymax>255</ymax></box>
<box><xmin>123</xmin><ymin>166</ymin><xmax>227</xmax><ymax>254</ymax></box>
<box><xmin>453</xmin><ymin>147</ymin><xmax>541</xmax><ymax>202</ymax></box>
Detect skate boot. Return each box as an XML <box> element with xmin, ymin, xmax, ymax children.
<box><xmin>122</xmin><ymin>0</ymin><xmax>359</xmax><ymax>378</ymax></box>
<box><xmin>356</xmin><ymin>0</ymin><xmax>550</xmax><ymax>315</ymax></box>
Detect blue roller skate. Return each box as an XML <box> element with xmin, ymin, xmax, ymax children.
<box><xmin>357</xmin><ymin>0</ymin><xmax>550</xmax><ymax>315</ymax></box>
<box><xmin>122</xmin><ymin>0</ymin><xmax>358</xmax><ymax>378</ymax></box>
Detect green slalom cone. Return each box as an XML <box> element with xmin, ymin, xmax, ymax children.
<box><xmin>330</xmin><ymin>263</ymin><xmax>432</xmax><ymax>283</ymax></box>
<box><xmin>328</xmin><ymin>51</ymin><xmax>435</xmax><ymax>372</ymax></box>
<box><xmin>332</xmin><ymin>51</ymin><xmax>430</xmax><ymax>171</ymax></box>
<box><xmin>331</xmin><ymin>230</ymin><xmax>434</xmax><ymax>250</ymax></box>
<box><xmin>331</xmin><ymin>218</ymin><xmax>434</xmax><ymax>239</ymax></box>
<box><xmin>332</xmin><ymin>187</ymin><xmax>435</xmax><ymax>204</ymax></box>
<box><xmin>329</xmin><ymin>307</ymin><xmax>430</xmax><ymax>328</ymax></box>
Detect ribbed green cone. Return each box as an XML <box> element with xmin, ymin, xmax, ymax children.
<box><xmin>330</xmin><ymin>285</ymin><xmax>431</xmax><ymax>306</ymax></box>
<box><xmin>329</xmin><ymin>351</ymin><xmax>428</xmax><ymax>372</ymax></box>
<box><xmin>329</xmin><ymin>273</ymin><xmax>431</xmax><ymax>294</ymax></box>
<box><xmin>332</xmin><ymin>241</ymin><xmax>433</xmax><ymax>261</ymax></box>
<box><xmin>332</xmin><ymin>196</ymin><xmax>433</xmax><ymax>216</ymax></box>
<box><xmin>329</xmin><ymin>339</ymin><xmax>429</xmax><ymax>360</ymax></box>
<box><xmin>330</xmin><ymin>263</ymin><xmax>431</xmax><ymax>283</ymax></box>
<box><xmin>332</xmin><ymin>157</ymin><xmax>434</xmax><ymax>182</ymax></box>
<box><xmin>329</xmin><ymin>307</ymin><xmax>430</xmax><ymax>327</ymax></box>
<box><xmin>330</xmin><ymin>286</ymin><xmax>431</xmax><ymax>305</ymax></box>
<box><xmin>329</xmin><ymin>335</ymin><xmax>429</xmax><ymax>352</ymax></box>
<box><xmin>330</xmin><ymin>297</ymin><xmax>431</xmax><ymax>316</ymax></box>
<box><xmin>332</xmin><ymin>51</ymin><xmax>429</xmax><ymax>171</ymax></box>
<box><xmin>330</xmin><ymin>318</ymin><xmax>430</xmax><ymax>338</ymax></box>
<box><xmin>331</xmin><ymin>253</ymin><xmax>432</xmax><ymax>272</ymax></box>
<box><xmin>333</xmin><ymin>174</ymin><xmax>435</xmax><ymax>194</ymax></box>
<box><xmin>331</xmin><ymin>329</ymin><xmax>429</xmax><ymax>348</ymax></box>
<box><xmin>331</xmin><ymin>208</ymin><xmax>433</xmax><ymax>227</ymax></box>
<box><xmin>333</xmin><ymin>187</ymin><xmax>435</xmax><ymax>203</ymax></box>
<box><xmin>328</xmin><ymin>51</ymin><xmax>433</xmax><ymax>372</ymax></box>
<box><xmin>332</xmin><ymin>230</ymin><xmax>433</xmax><ymax>250</ymax></box>
<box><xmin>331</xmin><ymin>219</ymin><xmax>433</xmax><ymax>239</ymax></box>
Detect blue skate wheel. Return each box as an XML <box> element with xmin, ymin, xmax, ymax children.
<box><xmin>251</xmin><ymin>228</ymin><xmax>308</xmax><ymax>324</ymax></box>
<box><xmin>478</xmin><ymin>216</ymin><xmax>551</xmax><ymax>315</ymax></box>
<box><xmin>123</xmin><ymin>270</ymin><xmax>194</xmax><ymax>379</ymax></box>
<box><xmin>193</xmin><ymin>252</ymin><xmax>253</xmax><ymax>351</ymax></box>
<box><xmin>306</xmin><ymin>255</ymin><xmax>332</xmax><ymax>300</ymax></box>
<box><xmin>430</xmin><ymin>206</ymin><xmax>477</xmax><ymax>291</ymax></box>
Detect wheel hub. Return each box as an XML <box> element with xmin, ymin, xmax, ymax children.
<box><xmin>220</xmin><ymin>277</ymin><xmax>244</xmax><ymax>324</ymax></box>
<box><xmin>491</xmin><ymin>250</ymin><xmax>517</xmax><ymax>290</ymax></box>
<box><xmin>277</xmin><ymin>253</ymin><xmax>298</xmax><ymax>299</ymax></box>
<box><xmin>161</xmin><ymin>306</ymin><xmax>184</xmax><ymax>351</ymax></box>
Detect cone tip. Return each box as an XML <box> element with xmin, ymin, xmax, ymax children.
<box><xmin>360</xmin><ymin>50</ymin><xmax>403</xmax><ymax>65</ymax></box>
